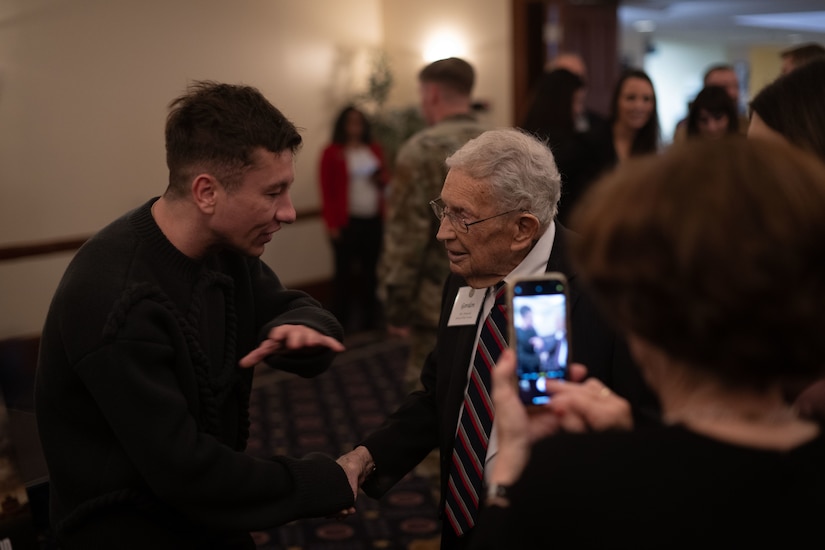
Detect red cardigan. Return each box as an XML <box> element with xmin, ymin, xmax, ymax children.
<box><xmin>319</xmin><ymin>142</ymin><xmax>389</xmax><ymax>231</ymax></box>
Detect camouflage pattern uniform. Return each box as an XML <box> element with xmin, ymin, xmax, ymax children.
<box><xmin>379</xmin><ymin>113</ymin><xmax>486</xmax><ymax>392</ymax></box>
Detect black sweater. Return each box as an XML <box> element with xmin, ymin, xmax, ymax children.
<box><xmin>35</xmin><ymin>198</ymin><xmax>352</xmax><ymax>549</ymax></box>
<box><xmin>470</xmin><ymin>423</ymin><xmax>825</xmax><ymax>549</ymax></box>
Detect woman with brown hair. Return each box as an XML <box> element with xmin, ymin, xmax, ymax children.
<box><xmin>605</xmin><ymin>68</ymin><xmax>660</xmax><ymax>163</ymax></box>
<box><xmin>520</xmin><ymin>68</ymin><xmax>611</xmax><ymax>226</ymax></box>
<box><xmin>686</xmin><ymin>85</ymin><xmax>740</xmax><ymax>140</ymax></box>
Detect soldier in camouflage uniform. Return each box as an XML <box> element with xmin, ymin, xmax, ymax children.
<box><xmin>379</xmin><ymin>57</ymin><xmax>486</xmax><ymax>393</ymax></box>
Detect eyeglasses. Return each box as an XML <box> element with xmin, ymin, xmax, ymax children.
<box><xmin>429</xmin><ymin>197</ymin><xmax>521</xmax><ymax>233</ymax></box>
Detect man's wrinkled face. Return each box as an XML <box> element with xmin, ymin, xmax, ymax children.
<box><xmin>435</xmin><ymin>168</ymin><xmax>522</xmax><ymax>288</ymax></box>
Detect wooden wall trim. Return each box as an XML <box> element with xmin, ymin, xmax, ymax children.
<box><xmin>0</xmin><ymin>236</ymin><xmax>90</xmax><ymax>261</ymax></box>
<box><xmin>0</xmin><ymin>208</ymin><xmax>321</xmax><ymax>262</ymax></box>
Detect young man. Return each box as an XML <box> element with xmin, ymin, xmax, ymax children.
<box><xmin>35</xmin><ymin>81</ymin><xmax>359</xmax><ymax>549</ymax></box>
<box><xmin>378</xmin><ymin>57</ymin><xmax>486</xmax><ymax>393</ymax></box>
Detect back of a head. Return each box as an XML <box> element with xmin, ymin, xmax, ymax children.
<box><xmin>446</xmin><ymin>128</ymin><xmax>560</xmax><ymax>227</ymax></box>
<box><xmin>781</xmin><ymin>42</ymin><xmax>825</xmax><ymax>72</ymax></box>
<box><xmin>547</xmin><ymin>52</ymin><xmax>587</xmax><ymax>80</ymax></box>
<box><xmin>570</xmin><ymin>138</ymin><xmax>825</xmax><ymax>388</ymax></box>
<box><xmin>521</xmin><ymin>69</ymin><xmax>585</xmax><ymax>134</ymax></box>
<box><xmin>418</xmin><ymin>57</ymin><xmax>475</xmax><ymax>97</ymax></box>
<box><xmin>750</xmin><ymin>58</ymin><xmax>825</xmax><ymax>162</ymax></box>
<box><xmin>165</xmin><ymin>80</ymin><xmax>302</xmax><ymax>195</ymax></box>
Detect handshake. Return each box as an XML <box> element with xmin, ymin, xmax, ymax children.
<box><xmin>325</xmin><ymin>348</ymin><xmax>637</xmax><ymax>520</ymax></box>
<box><xmin>332</xmin><ymin>445</ymin><xmax>376</xmax><ymax>518</ymax></box>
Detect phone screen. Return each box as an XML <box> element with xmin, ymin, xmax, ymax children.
<box><xmin>510</xmin><ymin>276</ymin><xmax>569</xmax><ymax>406</ymax></box>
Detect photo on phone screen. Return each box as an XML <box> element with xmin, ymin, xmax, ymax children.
<box><xmin>509</xmin><ymin>275</ymin><xmax>570</xmax><ymax>406</ymax></box>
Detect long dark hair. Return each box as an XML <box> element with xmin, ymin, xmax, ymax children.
<box><xmin>686</xmin><ymin>86</ymin><xmax>739</xmax><ymax>137</ymax></box>
<box><xmin>331</xmin><ymin>105</ymin><xmax>373</xmax><ymax>145</ymax></box>
<box><xmin>608</xmin><ymin>69</ymin><xmax>659</xmax><ymax>155</ymax></box>
<box><xmin>520</xmin><ymin>68</ymin><xmax>585</xmax><ymax>139</ymax></box>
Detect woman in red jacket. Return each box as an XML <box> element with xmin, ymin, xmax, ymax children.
<box><xmin>319</xmin><ymin>105</ymin><xmax>389</xmax><ymax>333</ymax></box>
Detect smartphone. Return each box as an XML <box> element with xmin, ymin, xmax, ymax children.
<box><xmin>507</xmin><ymin>273</ymin><xmax>571</xmax><ymax>406</ymax></box>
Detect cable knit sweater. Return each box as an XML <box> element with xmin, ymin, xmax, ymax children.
<box><xmin>35</xmin><ymin>198</ymin><xmax>352</xmax><ymax>549</ymax></box>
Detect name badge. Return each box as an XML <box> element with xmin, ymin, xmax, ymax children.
<box><xmin>447</xmin><ymin>286</ymin><xmax>485</xmax><ymax>326</ymax></box>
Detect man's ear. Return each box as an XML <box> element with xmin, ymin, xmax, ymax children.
<box><xmin>512</xmin><ymin>213</ymin><xmax>541</xmax><ymax>251</ymax></box>
<box><xmin>191</xmin><ymin>174</ymin><xmax>219</xmax><ymax>214</ymax></box>
<box><xmin>421</xmin><ymin>81</ymin><xmax>439</xmax><ymax>105</ymax></box>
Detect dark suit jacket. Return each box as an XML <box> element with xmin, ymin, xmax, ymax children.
<box><xmin>360</xmin><ymin>224</ymin><xmax>658</xmax><ymax>504</ymax></box>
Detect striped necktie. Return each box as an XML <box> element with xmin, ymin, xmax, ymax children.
<box><xmin>445</xmin><ymin>283</ymin><xmax>508</xmax><ymax>536</ymax></box>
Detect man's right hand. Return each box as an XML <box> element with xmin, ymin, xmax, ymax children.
<box><xmin>332</xmin><ymin>446</ymin><xmax>375</xmax><ymax>518</ymax></box>
<box><xmin>336</xmin><ymin>446</ymin><xmax>375</xmax><ymax>491</ymax></box>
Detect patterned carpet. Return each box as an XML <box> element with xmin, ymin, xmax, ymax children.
<box><xmin>246</xmin><ymin>335</ymin><xmax>442</xmax><ymax>550</ymax></box>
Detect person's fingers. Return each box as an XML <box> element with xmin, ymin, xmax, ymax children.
<box><xmin>316</xmin><ymin>334</ymin><xmax>346</xmax><ymax>351</ymax></box>
<box><xmin>239</xmin><ymin>327</ymin><xmax>345</xmax><ymax>368</ymax></box>
<box><xmin>548</xmin><ymin>384</ymin><xmax>633</xmax><ymax>432</ymax></box>
<box><xmin>493</xmin><ymin>348</ymin><xmax>517</xmax><ymax>381</ymax></box>
<box><xmin>554</xmin><ymin>407</ymin><xmax>588</xmax><ymax>432</ymax></box>
<box><xmin>238</xmin><ymin>339</ymin><xmax>279</xmax><ymax>368</ymax></box>
<box><xmin>273</xmin><ymin>327</ymin><xmax>346</xmax><ymax>352</ymax></box>
<box><xmin>567</xmin><ymin>363</ymin><xmax>588</xmax><ymax>382</ymax></box>
<box><xmin>581</xmin><ymin>377</ymin><xmax>610</xmax><ymax>395</ymax></box>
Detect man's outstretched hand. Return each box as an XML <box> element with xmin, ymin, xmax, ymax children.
<box><xmin>239</xmin><ymin>324</ymin><xmax>345</xmax><ymax>368</ymax></box>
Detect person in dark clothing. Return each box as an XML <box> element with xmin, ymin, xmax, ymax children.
<box><xmin>35</xmin><ymin>81</ymin><xmax>361</xmax><ymax>549</ymax></box>
<box><xmin>514</xmin><ymin>305</ymin><xmax>541</xmax><ymax>374</ymax></box>
<box><xmin>470</xmin><ymin>138</ymin><xmax>825</xmax><ymax>549</ymax></box>
<box><xmin>520</xmin><ymin>68</ymin><xmax>612</xmax><ymax>227</ymax></box>
<box><xmin>749</xmin><ymin>58</ymin><xmax>825</xmax><ymax>421</ymax></box>
<box><xmin>338</xmin><ymin>128</ymin><xmax>658</xmax><ymax>550</ymax></box>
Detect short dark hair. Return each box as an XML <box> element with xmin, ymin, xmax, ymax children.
<box><xmin>520</xmin><ymin>68</ymin><xmax>585</xmax><ymax>136</ymax></box>
<box><xmin>570</xmin><ymin>138</ymin><xmax>825</xmax><ymax>389</ymax></box>
<box><xmin>703</xmin><ymin>64</ymin><xmax>735</xmax><ymax>84</ymax></box>
<box><xmin>331</xmin><ymin>105</ymin><xmax>372</xmax><ymax>145</ymax></box>
<box><xmin>750</xmin><ymin>58</ymin><xmax>825</xmax><ymax>162</ymax></box>
<box><xmin>165</xmin><ymin>80</ymin><xmax>302</xmax><ymax>195</ymax></box>
<box><xmin>418</xmin><ymin>57</ymin><xmax>475</xmax><ymax>96</ymax></box>
<box><xmin>686</xmin><ymin>86</ymin><xmax>739</xmax><ymax>137</ymax></box>
<box><xmin>780</xmin><ymin>42</ymin><xmax>825</xmax><ymax>67</ymax></box>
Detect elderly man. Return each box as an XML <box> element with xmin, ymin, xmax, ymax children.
<box><xmin>341</xmin><ymin>128</ymin><xmax>656</xmax><ymax>549</ymax></box>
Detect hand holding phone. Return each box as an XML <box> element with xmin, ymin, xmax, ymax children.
<box><xmin>507</xmin><ymin>273</ymin><xmax>571</xmax><ymax>406</ymax></box>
